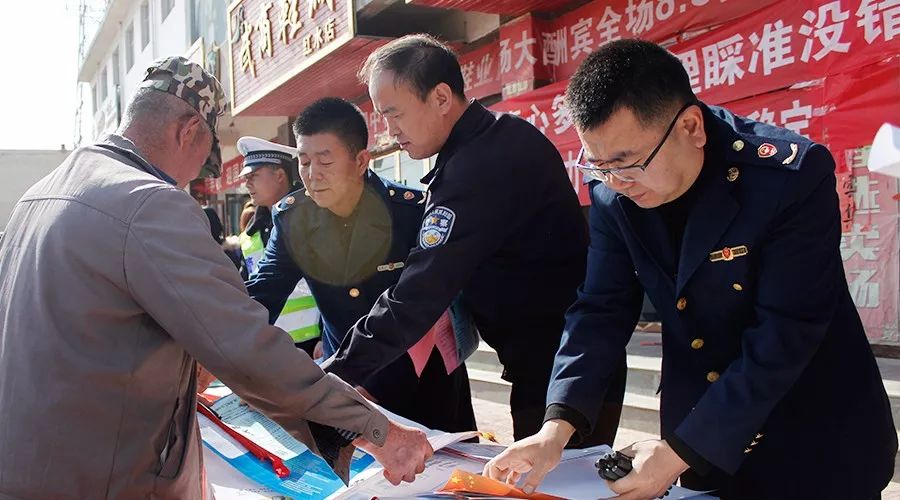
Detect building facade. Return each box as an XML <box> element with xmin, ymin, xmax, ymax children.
<box><xmin>0</xmin><ymin>149</ymin><xmax>71</xmax><ymax>229</ymax></box>
<box><xmin>78</xmin><ymin>0</ymin><xmax>900</xmax><ymax>345</ymax></box>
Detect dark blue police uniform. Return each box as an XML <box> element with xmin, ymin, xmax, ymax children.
<box><xmin>326</xmin><ymin>101</ymin><xmax>626</xmax><ymax>445</ymax></box>
<box><xmin>547</xmin><ymin>104</ymin><xmax>896</xmax><ymax>498</ymax></box>
<box><xmin>246</xmin><ymin>171</ymin><xmax>476</xmax><ymax>433</ymax></box>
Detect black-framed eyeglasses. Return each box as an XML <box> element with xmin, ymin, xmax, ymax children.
<box><xmin>575</xmin><ymin>100</ymin><xmax>698</xmax><ymax>183</ymax></box>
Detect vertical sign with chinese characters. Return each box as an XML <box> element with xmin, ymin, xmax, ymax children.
<box><xmin>839</xmin><ymin>145</ymin><xmax>900</xmax><ymax>344</ymax></box>
<box><xmin>227</xmin><ymin>0</ymin><xmax>354</xmax><ymax>115</ymax></box>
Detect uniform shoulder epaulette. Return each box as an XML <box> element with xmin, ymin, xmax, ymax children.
<box><xmin>725</xmin><ymin>132</ymin><xmax>813</xmax><ymax>172</ymax></box>
<box><xmin>710</xmin><ymin>104</ymin><xmax>814</xmax><ymax>172</ymax></box>
<box><xmin>272</xmin><ymin>188</ymin><xmax>309</xmax><ymax>217</ymax></box>
<box><xmin>384</xmin><ymin>181</ymin><xmax>427</xmax><ymax>206</ymax></box>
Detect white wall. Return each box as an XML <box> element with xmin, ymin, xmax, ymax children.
<box><xmin>0</xmin><ymin>150</ymin><xmax>71</xmax><ymax>229</ymax></box>
<box><xmin>156</xmin><ymin>0</ymin><xmax>189</xmax><ymax>62</ymax></box>
<box><xmin>87</xmin><ymin>0</ymin><xmax>191</xmax><ymax>139</ymax></box>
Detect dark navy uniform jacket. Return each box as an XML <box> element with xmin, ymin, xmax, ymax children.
<box><xmin>548</xmin><ymin>104</ymin><xmax>896</xmax><ymax>497</ymax></box>
<box><xmin>245</xmin><ymin>172</ymin><xmax>477</xmax><ymax>433</ymax></box>
<box><xmin>326</xmin><ymin>101</ymin><xmax>589</xmax><ymax>406</ymax></box>
<box><xmin>247</xmin><ymin>172</ymin><xmax>426</xmax><ymax>357</ymax></box>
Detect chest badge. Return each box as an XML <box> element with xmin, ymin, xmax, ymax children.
<box><xmin>377</xmin><ymin>262</ymin><xmax>405</xmax><ymax>272</ymax></box>
<box><xmin>709</xmin><ymin>245</ymin><xmax>749</xmax><ymax>262</ymax></box>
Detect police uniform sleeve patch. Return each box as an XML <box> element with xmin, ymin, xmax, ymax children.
<box><xmin>419</xmin><ymin>206</ymin><xmax>456</xmax><ymax>249</ymax></box>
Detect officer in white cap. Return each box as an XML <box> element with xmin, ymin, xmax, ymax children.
<box><xmin>237</xmin><ymin>136</ymin><xmax>322</xmax><ymax>357</ymax></box>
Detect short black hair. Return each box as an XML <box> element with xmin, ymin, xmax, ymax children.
<box><xmin>358</xmin><ymin>34</ymin><xmax>465</xmax><ymax>101</ymax></box>
<box><xmin>566</xmin><ymin>39</ymin><xmax>696</xmax><ymax>131</ymax></box>
<box><xmin>293</xmin><ymin>97</ymin><xmax>368</xmax><ymax>154</ymax></box>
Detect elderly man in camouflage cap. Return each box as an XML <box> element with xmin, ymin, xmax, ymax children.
<box><xmin>0</xmin><ymin>56</ymin><xmax>432</xmax><ymax>498</ymax></box>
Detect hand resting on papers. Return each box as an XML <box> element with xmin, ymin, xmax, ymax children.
<box><xmin>355</xmin><ymin>419</ymin><xmax>434</xmax><ymax>485</ymax></box>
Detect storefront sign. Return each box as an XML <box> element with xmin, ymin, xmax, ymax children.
<box><xmin>227</xmin><ymin>0</ymin><xmax>355</xmax><ymax>114</ymax></box>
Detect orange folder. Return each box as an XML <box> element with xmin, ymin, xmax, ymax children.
<box><xmin>438</xmin><ymin>469</ymin><xmax>565</xmax><ymax>499</ymax></box>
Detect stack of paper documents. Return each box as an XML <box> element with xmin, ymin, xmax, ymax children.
<box><xmin>201</xmin><ymin>391</ymin><xmax>716</xmax><ymax>499</ymax></box>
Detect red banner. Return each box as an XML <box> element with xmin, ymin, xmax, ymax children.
<box><xmin>725</xmin><ymin>81</ymin><xmax>828</xmax><ymax>147</ymax></box>
<box><xmin>498</xmin><ymin>15</ymin><xmax>552</xmax><ymax>97</ymax></box>
<box><xmin>204</xmin><ymin>156</ymin><xmax>244</xmax><ymax>195</ymax></box>
<box><xmin>820</xmin><ymin>56</ymin><xmax>900</xmax><ymax>154</ymax></box>
<box><xmin>459</xmin><ymin>42</ymin><xmax>503</xmax><ymax>100</ymax></box>
<box><xmin>536</xmin><ymin>0</ymin><xmax>781</xmax><ymax>84</ymax></box>
<box><xmin>671</xmin><ymin>0</ymin><xmax>900</xmax><ymax>105</ymax></box>
<box><xmin>491</xmin><ymin>0</ymin><xmax>900</xmax><ymax>106</ymax></box>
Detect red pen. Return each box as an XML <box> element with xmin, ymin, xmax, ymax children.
<box><xmin>197</xmin><ymin>401</ymin><xmax>291</xmax><ymax>479</ymax></box>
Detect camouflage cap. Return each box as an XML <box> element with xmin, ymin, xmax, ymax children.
<box><xmin>139</xmin><ymin>56</ymin><xmax>227</xmax><ymax>178</ymax></box>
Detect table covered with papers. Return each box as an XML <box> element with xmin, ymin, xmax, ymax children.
<box><xmin>200</xmin><ymin>390</ymin><xmax>715</xmax><ymax>500</ymax></box>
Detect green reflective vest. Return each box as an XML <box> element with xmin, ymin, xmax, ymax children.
<box><xmin>240</xmin><ymin>230</ymin><xmax>320</xmax><ymax>344</ymax></box>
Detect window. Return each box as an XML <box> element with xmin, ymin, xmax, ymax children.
<box><xmin>398</xmin><ymin>151</ymin><xmax>427</xmax><ymax>190</ymax></box>
<box><xmin>189</xmin><ymin>0</ymin><xmax>201</xmax><ymax>43</ymax></box>
<box><xmin>99</xmin><ymin>66</ymin><xmax>108</xmax><ymax>103</ymax></box>
<box><xmin>125</xmin><ymin>23</ymin><xmax>134</xmax><ymax>71</ymax></box>
<box><xmin>161</xmin><ymin>0</ymin><xmax>174</xmax><ymax>21</ymax></box>
<box><xmin>140</xmin><ymin>1</ymin><xmax>150</xmax><ymax>50</ymax></box>
<box><xmin>189</xmin><ymin>0</ymin><xmax>227</xmax><ymax>45</ymax></box>
<box><xmin>371</xmin><ymin>154</ymin><xmax>397</xmax><ymax>181</ymax></box>
<box><xmin>111</xmin><ymin>49</ymin><xmax>120</xmax><ymax>89</ymax></box>
<box><xmin>92</xmin><ymin>84</ymin><xmax>99</xmax><ymax>114</ymax></box>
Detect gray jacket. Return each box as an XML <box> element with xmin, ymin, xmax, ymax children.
<box><xmin>0</xmin><ymin>136</ymin><xmax>388</xmax><ymax>499</ymax></box>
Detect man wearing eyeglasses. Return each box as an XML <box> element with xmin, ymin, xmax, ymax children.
<box><xmin>486</xmin><ymin>39</ymin><xmax>896</xmax><ymax>499</ymax></box>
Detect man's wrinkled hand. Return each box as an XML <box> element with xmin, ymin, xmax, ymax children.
<box><xmin>483</xmin><ymin>420</ymin><xmax>572</xmax><ymax>494</ymax></box>
<box><xmin>606</xmin><ymin>440</ymin><xmax>689</xmax><ymax>500</ymax></box>
<box><xmin>355</xmin><ymin>385</ymin><xmax>378</xmax><ymax>403</ymax></box>
<box><xmin>355</xmin><ymin>420</ymin><xmax>433</xmax><ymax>485</ymax></box>
<box><xmin>196</xmin><ymin>364</ymin><xmax>216</xmax><ymax>393</ymax></box>
<box><xmin>313</xmin><ymin>341</ymin><xmax>324</xmax><ymax>360</ymax></box>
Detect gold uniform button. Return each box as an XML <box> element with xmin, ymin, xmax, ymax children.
<box><xmin>349</xmin><ymin>288</ymin><xmax>360</xmax><ymax>298</ymax></box>
<box><xmin>732</xmin><ymin>283</ymin><xmax>744</xmax><ymax>291</ymax></box>
<box><xmin>726</xmin><ymin>167</ymin><xmax>740</xmax><ymax>182</ymax></box>
<box><xmin>732</xmin><ymin>139</ymin><xmax>745</xmax><ymax>151</ymax></box>
<box><xmin>691</xmin><ymin>338</ymin><xmax>705</xmax><ymax>350</ymax></box>
<box><xmin>676</xmin><ymin>297</ymin><xmax>688</xmax><ymax>311</ymax></box>
<box><xmin>389</xmin><ymin>189</ymin><xmax>395</xmax><ymax>196</ymax></box>
<box><xmin>707</xmin><ymin>371</ymin><xmax>720</xmax><ymax>383</ymax></box>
